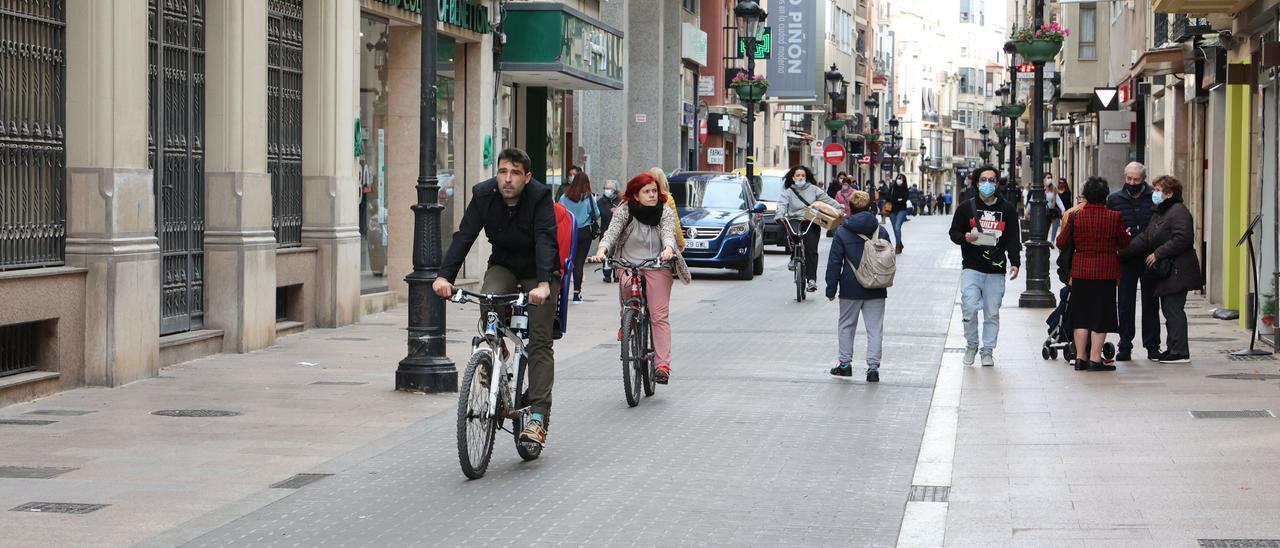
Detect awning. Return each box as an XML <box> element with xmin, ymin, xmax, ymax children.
<box><xmin>499</xmin><ymin>3</ymin><xmax>624</xmax><ymax>90</ymax></box>
<box><xmin>1130</xmin><ymin>45</ymin><xmax>1193</xmax><ymax>79</ymax></box>
<box><xmin>1153</xmin><ymin>0</ymin><xmax>1256</xmax><ymax>14</ymax></box>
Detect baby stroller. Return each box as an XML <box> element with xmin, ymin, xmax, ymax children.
<box><xmin>1042</xmin><ymin>286</ymin><xmax>1116</xmax><ymax>363</ymax></box>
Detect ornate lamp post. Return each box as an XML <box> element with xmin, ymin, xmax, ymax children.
<box><xmin>734</xmin><ymin>1</ymin><xmax>767</xmax><ymax>185</ymax></box>
<box><xmin>824</xmin><ymin>64</ymin><xmax>844</xmax><ymax>187</ymax></box>
<box><xmin>1019</xmin><ymin>1</ymin><xmax>1055</xmax><ymax>308</ymax></box>
<box><xmin>398</xmin><ymin>0</ymin><xmax>456</xmax><ymax>392</ymax></box>
<box><xmin>864</xmin><ymin>94</ymin><xmax>880</xmax><ymax>189</ymax></box>
<box><xmin>887</xmin><ymin>116</ymin><xmax>900</xmax><ymax>179</ymax></box>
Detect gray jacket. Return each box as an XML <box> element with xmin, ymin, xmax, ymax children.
<box><xmin>775</xmin><ymin>183</ymin><xmax>842</xmax><ymax>222</ymax></box>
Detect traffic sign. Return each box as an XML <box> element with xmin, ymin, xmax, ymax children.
<box><xmin>858</xmin><ymin>155</ymin><xmax>871</xmax><ymax>165</ymax></box>
<box><xmin>698</xmin><ymin>119</ymin><xmax>708</xmax><ymax>144</ymax></box>
<box><xmin>823</xmin><ymin>142</ymin><xmax>846</xmax><ymax>166</ymax></box>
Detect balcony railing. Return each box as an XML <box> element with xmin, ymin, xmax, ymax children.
<box><xmin>1171</xmin><ymin>15</ymin><xmax>1211</xmax><ymax>42</ymax></box>
<box><xmin>1154</xmin><ymin>14</ymin><xmax>1169</xmax><ymax>47</ymax></box>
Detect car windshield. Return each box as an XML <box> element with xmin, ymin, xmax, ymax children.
<box><xmin>758</xmin><ymin>176</ymin><xmax>785</xmax><ymax>201</ymax></box>
<box><xmin>670</xmin><ymin>178</ymin><xmax>749</xmax><ymax>210</ymax></box>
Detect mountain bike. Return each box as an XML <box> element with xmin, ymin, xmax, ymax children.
<box><xmin>450</xmin><ymin>289</ymin><xmax>542</xmax><ymax>479</ymax></box>
<box><xmin>603</xmin><ymin>257</ymin><xmax>662</xmax><ymax>407</ymax></box>
<box><xmin>780</xmin><ymin>216</ymin><xmax>816</xmax><ymax>302</ymax></box>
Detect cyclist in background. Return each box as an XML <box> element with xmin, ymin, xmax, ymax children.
<box><xmin>433</xmin><ymin>148</ymin><xmax>558</xmax><ymax>448</ymax></box>
<box><xmin>589</xmin><ymin>172</ymin><xmax>691</xmax><ymax>384</ymax></box>
<box><xmin>774</xmin><ymin>165</ymin><xmax>843</xmax><ymax>292</ymax></box>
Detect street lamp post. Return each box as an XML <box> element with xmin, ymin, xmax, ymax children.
<box><xmin>864</xmin><ymin>94</ymin><xmax>879</xmax><ymax>190</ymax></box>
<box><xmin>920</xmin><ymin>143</ymin><xmax>927</xmax><ymax>190</ymax></box>
<box><xmin>397</xmin><ymin>0</ymin><xmax>457</xmax><ymax>392</ymax></box>
<box><xmin>888</xmin><ymin>117</ymin><xmax>900</xmax><ymax>180</ymax></box>
<box><xmin>734</xmin><ymin>1</ymin><xmax>766</xmax><ymax>185</ymax></box>
<box><xmin>1019</xmin><ymin>0</ymin><xmax>1055</xmax><ymax>308</ymax></box>
<box><xmin>824</xmin><ymin>64</ymin><xmax>844</xmax><ymax>188</ymax></box>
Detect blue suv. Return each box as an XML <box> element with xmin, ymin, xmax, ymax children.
<box><xmin>666</xmin><ymin>172</ymin><xmax>766</xmax><ymax>280</ymax></box>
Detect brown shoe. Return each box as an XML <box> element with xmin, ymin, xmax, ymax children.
<box><xmin>895</xmin><ymin>243</ymin><xmax>904</xmax><ymax>254</ymax></box>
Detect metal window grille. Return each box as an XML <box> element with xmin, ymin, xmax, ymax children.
<box><xmin>0</xmin><ymin>322</ymin><xmax>38</xmax><ymax>378</ymax></box>
<box><xmin>268</xmin><ymin>0</ymin><xmax>303</xmax><ymax>247</ymax></box>
<box><xmin>0</xmin><ymin>2</ymin><xmax>67</xmax><ymax>271</ymax></box>
<box><xmin>1154</xmin><ymin>14</ymin><xmax>1169</xmax><ymax>47</ymax></box>
<box><xmin>150</xmin><ymin>0</ymin><xmax>206</xmax><ymax>335</ymax></box>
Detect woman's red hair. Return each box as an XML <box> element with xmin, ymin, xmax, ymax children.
<box><xmin>623</xmin><ymin>172</ymin><xmax>668</xmax><ymax>205</ymax></box>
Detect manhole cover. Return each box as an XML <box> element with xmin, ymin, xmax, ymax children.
<box><xmin>1188</xmin><ymin>337</ymin><xmax>1236</xmax><ymax>342</ymax></box>
<box><xmin>1207</xmin><ymin>374</ymin><xmax>1280</xmax><ymax>380</ymax></box>
<box><xmin>24</xmin><ymin>410</ymin><xmax>96</xmax><ymax>416</ymax></box>
<box><xmin>1199</xmin><ymin>541</ymin><xmax>1280</xmax><ymax>548</ymax></box>
<box><xmin>151</xmin><ymin>409</ymin><xmax>242</xmax><ymax>418</ymax></box>
<box><xmin>0</xmin><ymin>419</ymin><xmax>57</xmax><ymax>426</ymax></box>
<box><xmin>0</xmin><ymin>466</ymin><xmax>77</xmax><ymax>479</ymax></box>
<box><xmin>327</xmin><ymin>337</ymin><xmax>371</xmax><ymax>341</ymax></box>
<box><xmin>270</xmin><ymin>473</ymin><xmax>333</xmax><ymax>489</ymax></box>
<box><xmin>907</xmin><ymin>485</ymin><xmax>950</xmax><ymax>502</ymax></box>
<box><xmin>11</xmin><ymin>502</ymin><xmax>108</xmax><ymax>514</ymax></box>
<box><xmin>310</xmin><ymin>381</ymin><xmax>367</xmax><ymax>386</ymax></box>
<box><xmin>1189</xmin><ymin>410</ymin><xmax>1274</xmax><ymax>419</ymax></box>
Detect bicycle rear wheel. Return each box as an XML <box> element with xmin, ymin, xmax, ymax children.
<box><xmin>457</xmin><ymin>351</ymin><xmax>497</xmax><ymax>479</ymax></box>
<box><xmin>641</xmin><ymin>314</ymin><xmax>656</xmax><ymax>397</ymax></box>
<box><xmin>621</xmin><ymin>308</ymin><xmax>644</xmax><ymax>407</ymax></box>
<box><xmin>512</xmin><ymin>357</ymin><xmax>542</xmax><ymax>461</ymax></box>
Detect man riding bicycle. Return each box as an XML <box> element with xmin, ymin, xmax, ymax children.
<box><xmin>774</xmin><ymin>165</ymin><xmax>843</xmax><ymax>292</ymax></box>
<box><xmin>434</xmin><ymin>148</ymin><xmax>559</xmax><ymax>448</ymax></box>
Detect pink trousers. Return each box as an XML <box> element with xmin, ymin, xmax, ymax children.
<box><xmin>618</xmin><ymin>268</ymin><xmax>674</xmax><ymax>367</ymax></box>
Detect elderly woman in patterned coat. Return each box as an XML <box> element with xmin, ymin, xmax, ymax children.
<box><xmin>1056</xmin><ymin>176</ymin><xmax>1132</xmax><ymax>372</ymax></box>
<box><xmin>589</xmin><ymin>172</ymin><xmax>691</xmax><ymax>384</ymax></box>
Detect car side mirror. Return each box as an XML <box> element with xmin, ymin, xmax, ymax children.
<box><xmin>752</xmin><ymin>202</ymin><xmax>766</xmax><ymax>213</ymax></box>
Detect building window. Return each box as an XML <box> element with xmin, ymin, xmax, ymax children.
<box><xmin>1079</xmin><ymin>6</ymin><xmax>1097</xmax><ymax>59</ymax></box>
<box><xmin>827</xmin><ymin>3</ymin><xmax>853</xmax><ymax>53</ymax></box>
<box><xmin>960</xmin><ymin>0</ymin><xmax>972</xmax><ymax>23</ymax></box>
<box><xmin>682</xmin><ymin>0</ymin><xmax>696</xmax><ymax>13</ymax></box>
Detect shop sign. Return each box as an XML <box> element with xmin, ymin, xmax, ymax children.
<box><xmin>1103</xmin><ymin>129</ymin><xmax>1130</xmax><ymax>144</ymax></box>
<box><xmin>682</xmin><ymin>23</ymin><xmax>707</xmax><ymax>66</ymax></box>
<box><xmin>767</xmin><ymin>1</ymin><xmax>822</xmax><ymax>99</ymax></box>
<box><xmin>698</xmin><ymin>76</ymin><xmax>715</xmax><ymax>97</ymax></box>
<box><xmin>682</xmin><ymin>102</ymin><xmax>693</xmax><ymax>126</ymax></box>
<box><xmin>499</xmin><ymin>4</ymin><xmax>625</xmax><ymax>90</ymax></box>
<box><xmin>373</xmin><ymin>0</ymin><xmax>490</xmax><ymax>34</ymax></box>
<box><xmin>707</xmin><ymin>147</ymin><xmax>726</xmax><ymax>165</ymax></box>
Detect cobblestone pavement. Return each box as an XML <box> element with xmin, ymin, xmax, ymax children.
<box><xmin>181</xmin><ymin>216</ymin><xmax>963</xmax><ymax>547</ymax></box>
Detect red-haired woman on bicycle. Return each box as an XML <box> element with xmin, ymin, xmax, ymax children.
<box><xmin>589</xmin><ymin>172</ymin><xmax>691</xmax><ymax>383</ymax></box>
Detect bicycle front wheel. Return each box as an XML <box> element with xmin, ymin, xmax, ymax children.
<box><xmin>794</xmin><ymin>258</ymin><xmax>806</xmax><ymax>302</ymax></box>
<box><xmin>621</xmin><ymin>308</ymin><xmax>645</xmax><ymax>407</ymax></box>
<box><xmin>457</xmin><ymin>351</ymin><xmax>498</xmax><ymax>479</ymax></box>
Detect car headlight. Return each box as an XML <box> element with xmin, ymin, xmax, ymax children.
<box><xmin>725</xmin><ymin>222</ymin><xmax>749</xmax><ymax>237</ymax></box>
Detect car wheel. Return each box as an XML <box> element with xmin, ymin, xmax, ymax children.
<box><xmin>736</xmin><ymin>258</ymin><xmax>754</xmax><ymax>280</ymax></box>
<box><xmin>753</xmin><ymin>252</ymin><xmax>764</xmax><ymax>275</ymax></box>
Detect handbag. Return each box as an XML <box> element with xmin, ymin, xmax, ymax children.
<box><xmin>1149</xmin><ymin>256</ymin><xmax>1174</xmax><ymax>279</ymax></box>
<box><xmin>588</xmin><ymin>198</ymin><xmax>602</xmax><ymax>239</ymax></box>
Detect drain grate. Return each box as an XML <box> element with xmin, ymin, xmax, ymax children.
<box><xmin>327</xmin><ymin>337</ymin><xmax>371</xmax><ymax>341</ymax></box>
<box><xmin>1226</xmin><ymin>354</ymin><xmax>1277</xmax><ymax>362</ymax></box>
<box><xmin>1207</xmin><ymin>374</ymin><xmax>1280</xmax><ymax>381</ymax></box>
<box><xmin>0</xmin><ymin>466</ymin><xmax>77</xmax><ymax>479</ymax></box>
<box><xmin>24</xmin><ymin>410</ymin><xmax>96</xmax><ymax>416</ymax></box>
<box><xmin>310</xmin><ymin>381</ymin><xmax>367</xmax><ymax>386</ymax></box>
<box><xmin>270</xmin><ymin>473</ymin><xmax>333</xmax><ymax>489</ymax></box>
<box><xmin>11</xmin><ymin>502</ymin><xmax>108</xmax><ymax>514</ymax></box>
<box><xmin>0</xmin><ymin>419</ymin><xmax>57</xmax><ymax>426</ymax></box>
<box><xmin>1188</xmin><ymin>337</ymin><xmax>1237</xmax><ymax>342</ymax></box>
<box><xmin>942</xmin><ymin>348</ymin><xmax>966</xmax><ymax>354</ymax></box>
<box><xmin>1199</xmin><ymin>541</ymin><xmax>1280</xmax><ymax>548</ymax></box>
<box><xmin>1189</xmin><ymin>410</ymin><xmax>1275</xmax><ymax>419</ymax></box>
<box><xmin>907</xmin><ymin>485</ymin><xmax>950</xmax><ymax>502</ymax></box>
<box><xmin>151</xmin><ymin>409</ymin><xmax>242</xmax><ymax>418</ymax></box>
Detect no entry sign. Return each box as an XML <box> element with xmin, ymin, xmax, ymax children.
<box><xmin>823</xmin><ymin>142</ymin><xmax>846</xmax><ymax>166</ymax></box>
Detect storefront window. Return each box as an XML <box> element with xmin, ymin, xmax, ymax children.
<box><xmin>546</xmin><ymin>90</ymin><xmax>566</xmax><ymax>195</ymax></box>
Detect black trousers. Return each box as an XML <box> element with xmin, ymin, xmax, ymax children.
<box><xmin>1160</xmin><ymin>290</ymin><xmax>1189</xmax><ymax>355</ymax></box>
<box><xmin>570</xmin><ymin>227</ymin><xmax>593</xmax><ymax>293</ymax></box>
<box><xmin>1118</xmin><ymin>261</ymin><xmax>1161</xmax><ymax>352</ymax></box>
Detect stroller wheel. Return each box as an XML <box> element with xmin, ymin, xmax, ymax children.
<box><xmin>1102</xmin><ymin>342</ymin><xmax>1116</xmax><ymax>360</ymax></box>
<box><xmin>1065</xmin><ymin>342</ymin><xmax>1077</xmax><ymax>363</ymax></box>
<box><xmin>1049</xmin><ymin>348</ymin><xmax>1059</xmax><ymax>360</ymax></box>
<box><xmin>1041</xmin><ymin>345</ymin><xmax>1051</xmax><ymax>360</ymax></box>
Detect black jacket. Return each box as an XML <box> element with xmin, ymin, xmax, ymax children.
<box><xmin>597</xmin><ymin>195</ymin><xmax>622</xmax><ymax>235</ymax></box>
<box><xmin>1106</xmin><ymin>184</ymin><xmax>1155</xmax><ymax>236</ymax></box>
<box><xmin>888</xmin><ymin>183</ymin><xmax>910</xmax><ymax>213</ymax></box>
<box><xmin>949</xmin><ymin>196</ymin><xmax>1022</xmax><ymax>274</ymax></box>
<box><xmin>826</xmin><ymin>211</ymin><xmax>891</xmax><ymax>300</ymax></box>
<box><xmin>439</xmin><ymin>177</ymin><xmax>559</xmax><ymax>284</ymax></box>
<box><xmin>1119</xmin><ymin>198</ymin><xmax>1203</xmax><ymax>297</ymax></box>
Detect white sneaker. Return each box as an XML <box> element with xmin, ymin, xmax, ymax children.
<box><xmin>980</xmin><ymin>350</ymin><xmax>995</xmax><ymax>367</ymax></box>
<box><xmin>963</xmin><ymin>346</ymin><xmax>978</xmax><ymax>366</ymax></box>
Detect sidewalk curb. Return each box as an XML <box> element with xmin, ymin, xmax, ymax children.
<box><xmin>896</xmin><ymin>296</ymin><xmax>966</xmax><ymax>547</ymax></box>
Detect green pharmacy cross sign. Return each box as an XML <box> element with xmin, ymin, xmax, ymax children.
<box><xmin>737</xmin><ymin>27</ymin><xmax>771</xmax><ymax>60</ymax></box>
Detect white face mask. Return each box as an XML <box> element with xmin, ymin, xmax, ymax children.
<box><xmin>794</xmin><ymin>180</ymin><xmax>809</xmax><ymax>189</ymax></box>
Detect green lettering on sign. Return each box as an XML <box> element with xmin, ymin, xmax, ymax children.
<box><xmin>373</xmin><ymin>0</ymin><xmax>489</xmax><ymax>34</ymax></box>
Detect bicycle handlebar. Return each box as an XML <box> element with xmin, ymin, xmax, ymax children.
<box><xmin>778</xmin><ymin>216</ymin><xmax>817</xmax><ymax>237</ymax></box>
<box><xmin>450</xmin><ymin>289</ymin><xmax>527</xmax><ymax>307</ymax></box>
<box><xmin>597</xmin><ymin>257</ymin><xmax>667</xmax><ymax>270</ymax></box>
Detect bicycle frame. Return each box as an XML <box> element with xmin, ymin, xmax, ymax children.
<box><xmin>453</xmin><ymin>290</ymin><xmax>531</xmax><ymax>423</ymax></box>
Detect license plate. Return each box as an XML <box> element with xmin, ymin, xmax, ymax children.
<box><xmin>511</xmin><ymin>315</ymin><xmax>528</xmax><ymax>330</ymax></box>
<box><xmin>686</xmin><ymin>240</ymin><xmax>709</xmax><ymax>249</ymax></box>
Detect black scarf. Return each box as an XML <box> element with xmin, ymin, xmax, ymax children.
<box><xmin>1155</xmin><ymin>195</ymin><xmax>1182</xmax><ymax>214</ymax></box>
<box><xmin>630</xmin><ymin>202</ymin><xmax>663</xmax><ymax>227</ymax></box>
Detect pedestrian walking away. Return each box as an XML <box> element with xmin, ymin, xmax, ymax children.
<box><xmin>434</xmin><ymin>147</ymin><xmax>559</xmax><ymax>448</ymax></box>
<box><xmin>774</xmin><ymin>165</ymin><xmax>844</xmax><ymax>293</ymax></box>
<box><xmin>597</xmin><ymin>180</ymin><xmax>623</xmax><ymax>283</ymax></box>
<box><xmin>1045</xmin><ymin>178</ymin><xmax>1066</xmax><ymax>245</ymax></box>
<box><xmin>1056</xmin><ymin>177</ymin><xmax>1131</xmax><ymax>372</ymax></box>
<box><xmin>1107</xmin><ymin>161</ymin><xmax>1161</xmax><ymax>361</ymax></box>
<box><xmin>559</xmin><ymin>172</ymin><xmax>601</xmax><ymax>302</ymax></box>
<box><xmin>949</xmin><ymin>165</ymin><xmax>1022</xmax><ymax>367</ymax></box>
<box><xmin>826</xmin><ymin>191</ymin><xmax>892</xmax><ymax>382</ymax></box>
<box><xmin>591</xmin><ymin>172</ymin><xmax>692</xmax><ymax>384</ymax></box>
<box><xmin>886</xmin><ymin>174</ymin><xmax>911</xmax><ymax>253</ymax></box>
<box><xmin>1119</xmin><ymin>175</ymin><xmax>1203</xmax><ymax>364</ymax></box>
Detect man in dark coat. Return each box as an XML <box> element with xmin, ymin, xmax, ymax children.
<box><xmin>1107</xmin><ymin>161</ymin><xmax>1160</xmax><ymax>361</ymax></box>
<box><xmin>597</xmin><ymin>180</ymin><xmax>623</xmax><ymax>282</ymax></box>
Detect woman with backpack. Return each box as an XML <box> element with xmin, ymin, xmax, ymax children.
<box><xmin>558</xmin><ymin>172</ymin><xmax>601</xmax><ymax>303</ymax></box>
<box><xmin>825</xmin><ymin>191</ymin><xmax>893</xmax><ymax>383</ymax></box>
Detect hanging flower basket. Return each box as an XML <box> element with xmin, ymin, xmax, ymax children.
<box><xmin>730</xmin><ymin>72</ymin><xmax>769</xmax><ymax>102</ymax></box>
<box><xmin>979</xmin><ymin>149</ymin><xmax>992</xmax><ymax>161</ymax></box>
<box><xmin>1015</xmin><ymin>39</ymin><xmax>1063</xmax><ymax>63</ymax></box>
<box><xmin>994</xmin><ymin>126</ymin><xmax>1011</xmax><ymax>139</ymax></box>
<box><xmin>824</xmin><ymin>118</ymin><xmax>845</xmax><ymax>132</ymax></box>
<box><xmin>1011</xmin><ymin>23</ymin><xmax>1068</xmax><ymax>64</ymax></box>
<box><xmin>1000</xmin><ymin>103</ymin><xmax>1026</xmax><ymax>119</ymax></box>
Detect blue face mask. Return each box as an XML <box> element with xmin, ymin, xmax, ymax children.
<box><xmin>794</xmin><ymin>180</ymin><xmax>809</xmax><ymax>189</ymax></box>
<box><xmin>1152</xmin><ymin>191</ymin><xmax>1165</xmax><ymax>205</ymax></box>
<box><xmin>978</xmin><ymin>181</ymin><xmax>997</xmax><ymax>198</ymax></box>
